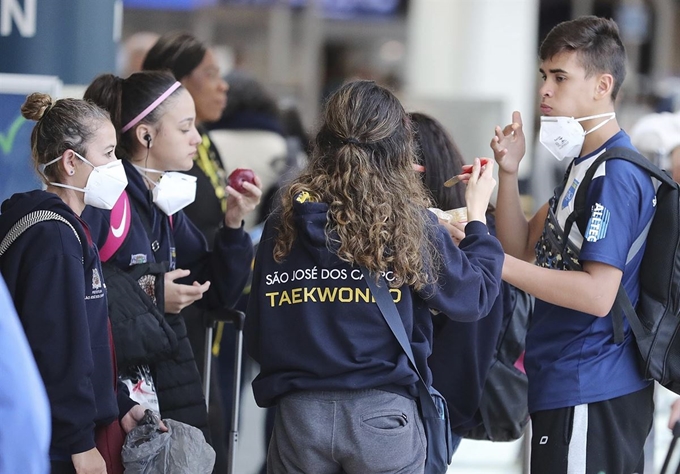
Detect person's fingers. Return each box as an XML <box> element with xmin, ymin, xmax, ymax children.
<box><xmin>495</xmin><ymin>126</ymin><xmax>505</xmax><ymax>141</ymax></box>
<box><xmin>179</xmin><ymin>281</ymin><xmax>210</xmax><ymax>297</ymax></box>
<box><xmin>225</xmin><ymin>185</ymin><xmax>243</xmax><ymax>199</ymax></box>
<box><xmin>513</xmin><ymin>111</ymin><xmax>525</xmax><ymax>139</ymax></box>
<box><xmin>438</xmin><ymin>220</ymin><xmax>465</xmax><ymax>243</ymax></box>
<box><xmin>449</xmin><ymin>223</ymin><xmax>466</xmax><ymax>241</ymax></box>
<box><xmin>469</xmin><ymin>158</ymin><xmax>482</xmax><ymax>183</ymax></box>
<box><xmin>166</xmin><ymin>268</ymin><xmax>190</xmax><ymax>282</ymax></box>
<box><xmin>240</xmin><ymin>180</ymin><xmax>263</xmax><ymax>198</ymax></box>
<box><xmin>513</xmin><ymin>110</ymin><xmax>523</xmax><ymax>127</ymax></box>
<box><xmin>193</xmin><ymin>280</ymin><xmax>211</xmax><ymax>293</ymax></box>
<box><xmin>481</xmin><ymin>158</ymin><xmax>495</xmax><ymax>177</ymax></box>
<box><xmin>490</xmin><ymin>135</ymin><xmax>500</xmax><ymax>150</ymax></box>
<box><xmin>502</xmin><ymin>123</ymin><xmax>515</xmax><ymax>136</ymax></box>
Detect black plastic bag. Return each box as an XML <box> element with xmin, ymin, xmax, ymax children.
<box><xmin>122</xmin><ymin>411</ymin><xmax>215</xmax><ymax>474</ymax></box>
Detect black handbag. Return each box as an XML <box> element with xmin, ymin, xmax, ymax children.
<box><xmin>362</xmin><ymin>268</ymin><xmax>454</xmax><ymax>474</ymax></box>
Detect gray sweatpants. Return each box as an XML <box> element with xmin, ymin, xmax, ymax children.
<box><xmin>267</xmin><ymin>389</ymin><xmax>427</xmax><ymax>474</ymax></box>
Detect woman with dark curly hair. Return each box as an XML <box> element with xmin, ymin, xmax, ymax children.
<box><xmin>244</xmin><ymin>80</ymin><xmax>504</xmax><ymax>474</ymax></box>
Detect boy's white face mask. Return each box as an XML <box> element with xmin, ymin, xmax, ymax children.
<box><xmin>134</xmin><ymin>165</ymin><xmax>197</xmax><ymax>216</ymax></box>
<box><xmin>41</xmin><ymin>153</ymin><xmax>128</xmax><ymax>210</ymax></box>
<box><xmin>539</xmin><ymin>112</ymin><xmax>616</xmax><ymax>161</ymax></box>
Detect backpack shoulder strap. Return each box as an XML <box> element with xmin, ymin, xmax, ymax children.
<box><xmin>0</xmin><ymin>210</ymin><xmax>81</xmax><ymax>258</ymax></box>
<box><xmin>360</xmin><ymin>267</ymin><xmax>442</xmax><ymax>421</ymax></box>
<box><xmin>570</xmin><ymin>147</ymin><xmax>672</xmax><ymax>235</ymax></box>
<box><xmin>568</xmin><ymin>146</ymin><xmax>674</xmax><ymax>343</ymax></box>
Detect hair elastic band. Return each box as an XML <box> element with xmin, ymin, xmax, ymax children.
<box><xmin>121</xmin><ymin>81</ymin><xmax>182</xmax><ymax>133</ymax></box>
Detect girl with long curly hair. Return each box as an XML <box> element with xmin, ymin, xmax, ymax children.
<box><xmin>244</xmin><ymin>80</ymin><xmax>504</xmax><ymax>474</ymax></box>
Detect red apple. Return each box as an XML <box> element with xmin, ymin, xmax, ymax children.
<box><xmin>228</xmin><ymin>168</ymin><xmax>256</xmax><ymax>193</ymax></box>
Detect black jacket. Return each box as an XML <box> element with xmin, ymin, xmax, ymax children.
<box><xmin>82</xmin><ymin>160</ymin><xmax>253</xmax><ymax>438</ymax></box>
<box><xmin>103</xmin><ymin>262</ymin><xmax>178</xmax><ymax>369</ymax></box>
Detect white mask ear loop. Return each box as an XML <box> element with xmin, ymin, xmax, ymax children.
<box><xmin>41</xmin><ymin>151</ymin><xmax>93</xmax><ymax>184</ymax></box>
<box><xmin>578</xmin><ymin>113</ymin><xmax>616</xmax><ymax>135</ymax></box>
<box><xmin>132</xmin><ymin>164</ymin><xmax>163</xmax><ymax>189</ymax></box>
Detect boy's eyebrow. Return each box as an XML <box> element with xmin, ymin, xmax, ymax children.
<box><xmin>539</xmin><ymin>67</ymin><xmax>569</xmax><ymax>75</ymax></box>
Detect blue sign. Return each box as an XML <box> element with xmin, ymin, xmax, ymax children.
<box><xmin>0</xmin><ymin>93</ymin><xmax>41</xmax><ymax>205</ymax></box>
<box><xmin>0</xmin><ymin>0</ymin><xmax>116</xmax><ymax>85</ymax></box>
<box><xmin>0</xmin><ymin>74</ymin><xmax>62</xmax><ymax>207</ymax></box>
<box><xmin>124</xmin><ymin>0</ymin><xmax>217</xmax><ymax>9</ymax></box>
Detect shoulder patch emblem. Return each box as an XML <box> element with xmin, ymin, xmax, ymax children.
<box><xmin>585</xmin><ymin>203</ymin><xmax>610</xmax><ymax>242</ymax></box>
<box><xmin>92</xmin><ymin>268</ymin><xmax>102</xmax><ymax>290</ymax></box>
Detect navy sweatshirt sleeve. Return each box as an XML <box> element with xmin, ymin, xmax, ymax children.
<box><xmin>117</xmin><ymin>380</ymin><xmax>138</xmax><ymax>422</ymax></box>
<box><xmin>172</xmin><ymin>210</ymin><xmax>253</xmax><ymax>309</ymax></box>
<box><xmin>6</xmin><ymin>223</ymin><xmax>98</xmax><ymax>455</ymax></box>
<box><xmin>422</xmin><ymin>220</ymin><xmax>505</xmax><ymax>322</ymax></box>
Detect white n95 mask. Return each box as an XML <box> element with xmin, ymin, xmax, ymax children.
<box><xmin>539</xmin><ymin>112</ymin><xmax>616</xmax><ymax>161</ymax></box>
<box><xmin>135</xmin><ymin>166</ymin><xmax>197</xmax><ymax>216</ymax></box>
<box><xmin>41</xmin><ymin>153</ymin><xmax>128</xmax><ymax>210</ymax></box>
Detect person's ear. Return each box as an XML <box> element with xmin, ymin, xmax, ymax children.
<box><xmin>595</xmin><ymin>73</ymin><xmax>614</xmax><ymax>100</ymax></box>
<box><xmin>135</xmin><ymin>126</ymin><xmax>153</xmax><ymax>148</ymax></box>
<box><xmin>61</xmin><ymin>149</ymin><xmax>78</xmax><ymax>177</ymax></box>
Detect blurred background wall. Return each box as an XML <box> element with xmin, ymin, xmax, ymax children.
<box><xmin>2</xmin><ymin>0</ymin><xmax>680</xmax><ymax>205</ymax></box>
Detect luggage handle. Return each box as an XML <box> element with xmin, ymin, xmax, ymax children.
<box><xmin>660</xmin><ymin>421</ymin><xmax>680</xmax><ymax>474</ymax></box>
<box><xmin>202</xmin><ymin>309</ymin><xmax>244</xmax><ymax>474</ymax></box>
<box><xmin>204</xmin><ymin>307</ymin><xmax>245</xmax><ymax>330</ymax></box>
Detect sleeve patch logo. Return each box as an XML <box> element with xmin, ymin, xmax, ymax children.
<box><xmin>585</xmin><ymin>203</ymin><xmax>610</xmax><ymax>242</ymax></box>
<box><xmin>92</xmin><ymin>268</ymin><xmax>102</xmax><ymax>290</ymax></box>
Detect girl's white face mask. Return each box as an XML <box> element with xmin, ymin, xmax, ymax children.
<box><xmin>539</xmin><ymin>112</ymin><xmax>616</xmax><ymax>161</ymax></box>
<box><xmin>134</xmin><ymin>165</ymin><xmax>197</xmax><ymax>216</ymax></box>
<box><xmin>41</xmin><ymin>153</ymin><xmax>128</xmax><ymax>210</ymax></box>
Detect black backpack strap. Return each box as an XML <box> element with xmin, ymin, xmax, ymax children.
<box><xmin>553</xmin><ymin>161</ymin><xmax>575</xmax><ymax>203</ymax></box>
<box><xmin>568</xmin><ymin>147</ymin><xmax>673</xmax><ymax>237</ymax></box>
<box><xmin>360</xmin><ymin>267</ymin><xmax>441</xmax><ymax>422</ymax></box>
<box><xmin>612</xmin><ymin>284</ymin><xmax>648</xmax><ymax>345</ymax></box>
<box><xmin>567</xmin><ymin>147</ymin><xmax>671</xmax><ymax>343</ymax></box>
<box><xmin>0</xmin><ymin>210</ymin><xmax>81</xmax><ymax>259</ymax></box>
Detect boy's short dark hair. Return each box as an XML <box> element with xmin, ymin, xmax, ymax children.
<box><xmin>540</xmin><ymin>16</ymin><xmax>627</xmax><ymax>101</ymax></box>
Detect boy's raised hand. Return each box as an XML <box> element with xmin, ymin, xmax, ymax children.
<box><xmin>490</xmin><ymin>111</ymin><xmax>525</xmax><ymax>175</ymax></box>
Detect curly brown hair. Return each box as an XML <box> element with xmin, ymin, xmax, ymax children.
<box><xmin>273</xmin><ymin>81</ymin><xmax>440</xmax><ymax>290</ymax></box>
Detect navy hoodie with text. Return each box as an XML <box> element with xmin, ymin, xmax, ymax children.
<box><xmin>0</xmin><ymin>190</ymin><xmax>118</xmax><ymax>460</ymax></box>
<box><xmin>245</xmin><ymin>197</ymin><xmax>505</xmax><ymax>408</ymax></box>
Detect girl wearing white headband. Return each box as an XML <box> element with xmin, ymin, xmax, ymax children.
<box><xmin>82</xmin><ymin>70</ymin><xmax>261</xmax><ymax>443</ymax></box>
